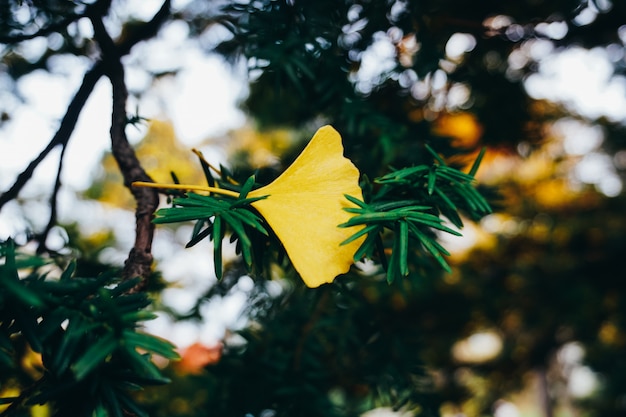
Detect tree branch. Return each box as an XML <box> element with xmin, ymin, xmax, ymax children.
<box><xmin>110</xmin><ymin>61</ymin><xmax>158</xmax><ymax>287</ymax></box>
<box><xmin>0</xmin><ymin>0</ymin><xmax>172</xmax><ymax>211</ymax></box>
<box><xmin>0</xmin><ymin>13</ymin><xmax>82</xmax><ymax>44</ymax></box>
<box><xmin>36</xmin><ymin>141</ymin><xmax>68</xmax><ymax>254</ymax></box>
<box><xmin>1</xmin><ymin>0</ymin><xmax>172</xmax><ymax>288</ymax></box>
<box><xmin>0</xmin><ymin>63</ymin><xmax>104</xmax><ymax>209</ymax></box>
<box><xmin>116</xmin><ymin>0</ymin><xmax>172</xmax><ymax>57</ymax></box>
<box><xmin>90</xmin><ymin>2</ymin><xmax>172</xmax><ymax>288</ymax></box>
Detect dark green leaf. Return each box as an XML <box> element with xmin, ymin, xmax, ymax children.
<box><xmin>116</xmin><ymin>391</ymin><xmax>149</xmax><ymax>417</ymax></box>
<box><xmin>71</xmin><ymin>332</ymin><xmax>118</xmax><ymax>381</ymax></box>
<box><xmin>239</xmin><ymin>175</ymin><xmax>256</xmax><ymax>198</ymax></box>
<box><xmin>427</xmin><ymin>165</ymin><xmax>437</xmax><ymax>195</ymax></box>
<box><xmin>0</xmin><ymin>397</ymin><xmax>19</xmax><ymax>405</ymax></box>
<box><xmin>409</xmin><ymin>225</ymin><xmax>452</xmax><ymax>273</ymax></box>
<box><xmin>234</xmin><ymin>208</ymin><xmax>269</xmax><ymax>235</ymax></box>
<box><xmin>340</xmin><ymin>224</ymin><xmax>379</xmax><ymax>246</ymax></box>
<box><xmin>425</xmin><ymin>144</ymin><xmax>445</xmax><ymax>165</ymax></box>
<box><xmin>122</xmin><ymin>330</ymin><xmax>180</xmax><ymax>360</ymax></box>
<box><xmin>122</xmin><ymin>345</ymin><xmax>170</xmax><ymax>384</ymax></box>
<box><xmin>120</xmin><ymin>310</ymin><xmax>158</xmax><ymax>323</ymax></box>
<box><xmin>213</xmin><ymin>216</ymin><xmax>223</xmax><ymax>280</ymax></box>
<box><xmin>344</xmin><ymin>193</ymin><xmax>368</xmax><ymax>208</ymax></box>
<box><xmin>353</xmin><ymin>225</ymin><xmax>383</xmax><ymax>262</ymax></box>
<box><xmin>186</xmin><ymin>225</ymin><xmax>212</xmax><ymax>248</ymax></box>
<box><xmin>469</xmin><ymin>147</ymin><xmax>487</xmax><ymax>177</ymax></box>
<box><xmin>60</xmin><ymin>260</ymin><xmax>76</xmax><ymax>281</ymax></box>
<box><xmin>100</xmin><ymin>382</ymin><xmax>124</xmax><ymax>417</ymax></box>
<box><xmin>398</xmin><ymin>221</ymin><xmax>409</xmax><ymax>277</ymax></box>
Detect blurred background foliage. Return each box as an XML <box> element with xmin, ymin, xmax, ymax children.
<box><xmin>2</xmin><ymin>0</ymin><xmax>626</xmax><ymax>416</ymax></box>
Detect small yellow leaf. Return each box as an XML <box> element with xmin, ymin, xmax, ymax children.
<box><xmin>249</xmin><ymin>125</ymin><xmax>365</xmax><ymax>288</ymax></box>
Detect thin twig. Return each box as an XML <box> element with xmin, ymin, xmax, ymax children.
<box><xmin>0</xmin><ymin>0</ymin><xmax>171</xmax><ymax>210</ymax></box>
<box><xmin>36</xmin><ymin>140</ymin><xmax>68</xmax><ymax>254</ymax></box>
<box><xmin>0</xmin><ymin>63</ymin><xmax>104</xmax><ymax>209</ymax></box>
<box><xmin>0</xmin><ymin>13</ymin><xmax>82</xmax><ymax>44</ymax></box>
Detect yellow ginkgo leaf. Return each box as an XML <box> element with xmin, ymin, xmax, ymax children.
<box><xmin>132</xmin><ymin>125</ymin><xmax>365</xmax><ymax>288</ymax></box>
<box><xmin>248</xmin><ymin>125</ymin><xmax>365</xmax><ymax>288</ymax></box>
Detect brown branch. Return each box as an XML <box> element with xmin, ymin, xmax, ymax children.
<box><xmin>90</xmin><ymin>2</ymin><xmax>172</xmax><ymax>288</ymax></box>
<box><xmin>110</xmin><ymin>62</ymin><xmax>158</xmax><ymax>288</ymax></box>
<box><xmin>0</xmin><ymin>0</ymin><xmax>172</xmax><ymax>289</ymax></box>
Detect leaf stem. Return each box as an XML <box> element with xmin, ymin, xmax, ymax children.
<box><xmin>191</xmin><ymin>148</ymin><xmax>238</xmax><ymax>185</ymax></box>
<box><xmin>191</xmin><ymin>149</ymin><xmax>221</xmax><ymax>175</ymax></box>
<box><xmin>132</xmin><ymin>181</ymin><xmax>240</xmax><ymax>198</ymax></box>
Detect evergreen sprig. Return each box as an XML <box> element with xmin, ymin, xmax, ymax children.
<box><xmin>0</xmin><ymin>239</ymin><xmax>179</xmax><ymax>417</ymax></box>
<box><xmin>146</xmin><ymin>144</ymin><xmax>491</xmax><ymax>286</ymax></box>
<box><xmin>151</xmin><ymin>175</ymin><xmax>269</xmax><ymax>280</ymax></box>
<box><xmin>341</xmin><ymin>148</ymin><xmax>491</xmax><ymax>283</ymax></box>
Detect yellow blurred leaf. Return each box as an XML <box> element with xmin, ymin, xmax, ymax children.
<box><xmin>532</xmin><ymin>178</ymin><xmax>579</xmax><ymax>210</ymax></box>
<box><xmin>88</xmin><ymin>120</ymin><xmax>207</xmax><ymax>209</ymax></box>
<box><xmin>226</xmin><ymin>125</ymin><xmax>294</xmax><ymax>169</ymax></box>
<box><xmin>0</xmin><ymin>387</ymin><xmax>19</xmax><ymax>413</ymax></box>
<box><xmin>432</xmin><ymin>112</ymin><xmax>483</xmax><ymax>148</ymax></box>
<box><xmin>30</xmin><ymin>403</ymin><xmax>50</xmax><ymax>417</ymax></box>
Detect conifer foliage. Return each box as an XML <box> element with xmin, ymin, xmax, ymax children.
<box><xmin>2</xmin><ymin>0</ymin><xmax>626</xmax><ymax>416</ymax></box>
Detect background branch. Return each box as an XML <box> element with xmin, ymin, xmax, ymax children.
<box><xmin>36</xmin><ymin>141</ymin><xmax>68</xmax><ymax>254</ymax></box>
<box><xmin>0</xmin><ymin>13</ymin><xmax>82</xmax><ymax>44</ymax></box>
<box><xmin>0</xmin><ymin>63</ymin><xmax>104</xmax><ymax>209</ymax></box>
<box><xmin>0</xmin><ymin>0</ymin><xmax>171</xmax><ymax>209</ymax></box>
